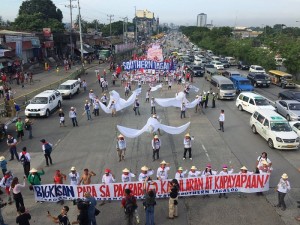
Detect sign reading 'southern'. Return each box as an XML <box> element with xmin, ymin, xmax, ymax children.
<box><xmin>33</xmin><ymin>174</ymin><xmax>270</xmax><ymax>202</ymax></box>
<box><xmin>122</xmin><ymin>60</ymin><xmax>175</xmax><ymax>71</ymax></box>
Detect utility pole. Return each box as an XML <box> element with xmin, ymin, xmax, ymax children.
<box><xmin>135</xmin><ymin>6</ymin><xmax>138</xmax><ymax>44</ymax></box>
<box><xmin>120</xmin><ymin>17</ymin><xmax>128</xmax><ymax>43</ymax></box>
<box><xmin>77</xmin><ymin>0</ymin><xmax>84</xmax><ymax>62</ymax></box>
<box><xmin>65</xmin><ymin>0</ymin><xmax>76</xmax><ymax>58</ymax></box>
<box><xmin>107</xmin><ymin>14</ymin><xmax>114</xmax><ymax>50</ymax></box>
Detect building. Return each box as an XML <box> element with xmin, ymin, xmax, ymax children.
<box><xmin>233</xmin><ymin>27</ymin><xmax>263</xmax><ymax>39</ymax></box>
<box><xmin>197</xmin><ymin>13</ymin><xmax>207</xmax><ymax>27</ymax></box>
<box><xmin>133</xmin><ymin>9</ymin><xmax>158</xmax><ymax>41</ymax></box>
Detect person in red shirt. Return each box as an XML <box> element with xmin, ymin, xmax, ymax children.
<box><xmin>121</xmin><ymin>189</ymin><xmax>137</xmax><ymax>225</ymax></box>
<box><xmin>53</xmin><ymin>170</ymin><xmax>66</xmax><ymax>205</ymax></box>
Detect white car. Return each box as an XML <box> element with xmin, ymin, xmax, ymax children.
<box><xmin>57</xmin><ymin>80</ymin><xmax>80</xmax><ymax>99</ymax></box>
<box><xmin>236</xmin><ymin>92</ymin><xmax>275</xmax><ymax>114</ymax></box>
<box><xmin>290</xmin><ymin>121</ymin><xmax>300</xmax><ymax>137</ymax></box>
<box><xmin>211</xmin><ymin>61</ymin><xmax>224</xmax><ymax>70</ymax></box>
<box><xmin>249</xmin><ymin>65</ymin><xmax>266</xmax><ymax>73</ymax></box>
<box><xmin>25</xmin><ymin>90</ymin><xmax>63</xmax><ymax>117</ymax></box>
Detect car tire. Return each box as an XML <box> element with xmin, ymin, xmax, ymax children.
<box><xmin>252</xmin><ymin>125</ymin><xmax>257</xmax><ymax>134</ymax></box>
<box><xmin>286</xmin><ymin>115</ymin><xmax>291</xmax><ymax>121</ymax></box>
<box><xmin>57</xmin><ymin>101</ymin><xmax>62</xmax><ymax>109</ymax></box>
<box><xmin>238</xmin><ymin>105</ymin><xmax>243</xmax><ymax>111</ymax></box>
<box><xmin>76</xmin><ymin>88</ymin><xmax>79</xmax><ymax>94</ymax></box>
<box><xmin>268</xmin><ymin>139</ymin><xmax>274</xmax><ymax>149</ymax></box>
<box><xmin>281</xmin><ymin>83</ymin><xmax>286</xmax><ymax>89</ymax></box>
<box><xmin>69</xmin><ymin>93</ymin><xmax>72</xmax><ymax>99</ymax></box>
<box><xmin>254</xmin><ymin>82</ymin><xmax>257</xmax><ymax>88</ymax></box>
<box><xmin>45</xmin><ymin>109</ymin><xmax>50</xmax><ymax>118</ymax></box>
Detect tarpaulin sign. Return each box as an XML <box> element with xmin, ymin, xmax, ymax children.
<box><xmin>122</xmin><ymin>60</ymin><xmax>175</xmax><ymax>71</ymax></box>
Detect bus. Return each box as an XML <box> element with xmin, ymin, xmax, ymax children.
<box><xmin>268</xmin><ymin>70</ymin><xmax>295</xmax><ymax>89</ymax></box>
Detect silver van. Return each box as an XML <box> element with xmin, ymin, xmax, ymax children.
<box><xmin>210</xmin><ymin>75</ymin><xmax>236</xmax><ymax>100</ymax></box>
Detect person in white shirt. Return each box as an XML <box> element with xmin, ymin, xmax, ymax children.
<box><xmin>152</xmin><ymin>135</ymin><xmax>161</xmax><ymax>161</ymax></box>
<box><xmin>201</xmin><ymin>164</ymin><xmax>217</xmax><ymax>198</ymax></box>
<box><xmin>69</xmin><ymin>107</ymin><xmax>78</xmax><ymax>127</ymax></box>
<box><xmin>180</xmin><ymin>103</ymin><xmax>186</xmax><ymax>119</ymax></box>
<box><xmin>256</xmin><ymin>152</ymin><xmax>272</xmax><ymax>171</ymax></box>
<box><xmin>138</xmin><ymin>166</ymin><xmax>154</xmax><ymax>182</ymax></box>
<box><xmin>151</xmin><ymin>97</ymin><xmax>156</xmax><ymax>114</ymax></box>
<box><xmin>101</xmin><ymin>94</ymin><xmax>108</xmax><ymax>106</ymax></box>
<box><xmin>10</xmin><ymin>176</ymin><xmax>26</xmax><ymax>212</ymax></box>
<box><xmin>110</xmin><ymin>100</ymin><xmax>116</xmax><ymax>117</ymax></box>
<box><xmin>183</xmin><ymin>133</ymin><xmax>194</xmax><ymax>160</ymax></box>
<box><xmin>102</xmin><ymin>168</ymin><xmax>115</xmax><ymax>184</ymax></box>
<box><xmin>157</xmin><ymin>160</ymin><xmax>170</xmax><ymax>180</ymax></box>
<box><xmin>175</xmin><ymin>167</ymin><xmax>188</xmax><ymax>179</ymax></box>
<box><xmin>276</xmin><ymin>173</ymin><xmax>291</xmax><ymax>211</ymax></box>
<box><xmin>145</xmin><ymin>89</ymin><xmax>150</xmax><ymax>103</ymax></box>
<box><xmin>168</xmin><ymin>80</ymin><xmax>172</xmax><ymax>90</ymax></box>
<box><xmin>188</xmin><ymin>166</ymin><xmax>201</xmax><ymax>178</ymax></box>
<box><xmin>88</xmin><ymin>89</ymin><xmax>96</xmax><ymax>104</ymax></box>
<box><xmin>218</xmin><ymin>165</ymin><xmax>234</xmax><ymax>198</ymax></box>
<box><xmin>116</xmin><ymin>134</ymin><xmax>126</xmax><ymax>162</ymax></box>
<box><xmin>93</xmin><ymin>97</ymin><xmax>100</xmax><ymax>116</ymax></box>
<box><xmin>218</xmin><ymin>109</ymin><xmax>225</xmax><ymax>132</ymax></box>
<box><xmin>238</xmin><ymin>166</ymin><xmax>253</xmax><ymax>198</ymax></box>
<box><xmin>259</xmin><ymin>161</ymin><xmax>272</xmax><ymax>174</ymax></box>
<box><xmin>121</xmin><ymin>168</ymin><xmax>135</xmax><ymax>183</ymax></box>
<box><xmin>69</xmin><ymin>167</ymin><xmax>80</xmax><ymax>185</ymax></box>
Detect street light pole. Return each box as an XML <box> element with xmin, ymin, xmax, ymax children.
<box><xmin>77</xmin><ymin>0</ymin><xmax>84</xmax><ymax>62</ymax></box>
<box><xmin>135</xmin><ymin>6</ymin><xmax>137</xmax><ymax>44</ymax></box>
<box><xmin>65</xmin><ymin>0</ymin><xmax>76</xmax><ymax>58</ymax></box>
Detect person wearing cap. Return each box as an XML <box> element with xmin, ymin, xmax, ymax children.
<box><xmin>133</xmin><ymin>98</ymin><xmax>141</xmax><ymax>116</ymax></box>
<box><xmin>102</xmin><ymin>169</ymin><xmax>115</xmax><ymax>184</ymax></box>
<box><xmin>175</xmin><ymin>167</ymin><xmax>188</xmax><ymax>179</ymax></box>
<box><xmin>84</xmin><ymin>192</ymin><xmax>97</xmax><ymax>225</ymax></box>
<box><xmin>69</xmin><ymin>167</ymin><xmax>80</xmax><ymax>186</ymax></box>
<box><xmin>168</xmin><ymin>179</ymin><xmax>180</xmax><ymax>219</ymax></box>
<box><xmin>157</xmin><ymin>161</ymin><xmax>170</xmax><ymax>180</ymax></box>
<box><xmin>183</xmin><ymin>133</ymin><xmax>194</xmax><ymax>160</ymax></box>
<box><xmin>19</xmin><ymin>147</ymin><xmax>31</xmax><ymax>177</ymax></box>
<box><xmin>110</xmin><ymin>100</ymin><xmax>116</xmax><ymax>117</ymax></box>
<box><xmin>258</xmin><ymin>161</ymin><xmax>272</xmax><ymax>174</ymax></box>
<box><xmin>84</xmin><ymin>100</ymin><xmax>92</xmax><ymax>121</ymax></box>
<box><xmin>202</xmin><ymin>164</ymin><xmax>217</xmax><ymax>198</ymax></box>
<box><xmin>82</xmin><ymin>79</ymin><xmax>87</xmax><ymax>92</ymax></box>
<box><xmin>101</xmin><ymin>93</ymin><xmax>108</xmax><ymax>106</ymax></box>
<box><xmin>188</xmin><ymin>166</ymin><xmax>201</xmax><ymax>178</ymax></box>
<box><xmin>180</xmin><ymin>102</ymin><xmax>186</xmax><ymax>119</ymax></box>
<box><xmin>168</xmin><ymin>79</ymin><xmax>172</xmax><ymax>90</ymax></box>
<box><xmin>218</xmin><ymin>109</ymin><xmax>225</xmax><ymax>132</ymax></box>
<box><xmin>139</xmin><ymin>166</ymin><xmax>154</xmax><ymax>182</ymax></box>
<box><xmin>0</xmin><ymin>170</ymin><xmax>14</xmax><ymax>204</ymax></box>
<box><xmin>145</xmin><ymin>89</ymin><xmax>150</xmax><ymax>102</ymax></box>
<box><xmin>7</xmin><ymin>134</ymin><xmax>19</xmax><ymax>161</ymax></box>
<box><xmin>202</xmin><ymin>92</ymin><xmax>206</xmax><ymax>107</ymax></box>
<box><xmin>40</xmin><ymin>139</ymin><xmax>53</xmax><ymax>166</ymax></box>
<box><xmin>125</xmin><ymin>84</ymin><xmax>130</xmax><ymax>97</ymax></box>
<box><xmin>116</xmin><ymin>134</ymin><xmax>126</xmax><ymax>162</ymax></box>
<box><xmin>93</xmin><ymin>96</ymin><xmax>100</xmax><ymax>116</ymax></box>
<box><xmin>150</xmin><ymin>97</ymin><xmax>156</xmax><ymax>114</ymax></box>
<box><xmin>79</xmin><ymin>169</ymin><xmax>96</xmax><ymax>185</ymax></box>
<box><xmin>0</xmin><ymin>156</ymin><xmax>7</xmax><ymax>176</ymax></box>
<box><xmin>152</xmin><ymin>114</ymin><xmax>161</xmax><ymax>135</ymax></box>
<box><xmin>58</xmin><ymin>109</ymin><xmax>66</xmax><ymax>127</ymax></box>
<box><xmin>24</xmin><ymin>118</ymin><xmax>33</xmax><ymax>139</ymax></box>
<box><xmin>89</xmin><ymin>89</ymin><xmax>96</xmax><ymax>103</ymax></box>
<box><xmin>212</xmin><ymin>92</ymin><xmax>216</xmax><ymax>108</ymax></box>
<box><xmin>194</xmin><ymin>95</ymin><xmax>202</xmax><ymax>113</ymax></box>
<box><xmin>218</xmin><ymin>165</ymin><xmax>234</xmax><ymax>198</ymax></box>
<box><xmin>152</xmin><ymin>135</ymin><xmax>161</xmax><ymax>161</ymax></box>
<box><xmin>15</xmin><ymin>117</ymin><xmax>24</xmax><ymax>141</ymax></box>
<box><xmin>276</xmin><ymin>173</ymin><xmax>291</xmax><ymax>211</ymax></box>
<box><xmin>69</xmin><ymin>107</ymin><xmax>78</xmax><ymax>127</ymax></box>
<box><xmin>27</xmin><ymin>168</ymin><xmax>44</xmax><ymax>194</ymax></box>
<box><xmin>122</xmin><ymin>168</ymin><xmax>136</xmax><ymax>183</ymax></box>
<box><xmin>204</xmin><ymin>91</ymin><xmax>210</xmax><ymax>108</ymax></box>
<box><xmin>238</xmin><ymin>166</ymin><xmax>253</xmax><ymax>198</ymax></box>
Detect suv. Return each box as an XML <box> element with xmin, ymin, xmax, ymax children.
<box><xmin>247</xmin><ymin>73</ymin><xmax>270</xmax><ymax>87</ymax></box>
<box><xmin>189</xmin><ymin>65</ymin><xmax>204</xmax><ymax>77</ymax></box>
<box><xmin>237</xmin><ymin>61</ymin><xmax>250</xmax><ymax>70</ymax></box>
<box><xmin>57</xmin><ymin>80</ymin><xmax>80</xmax><ymax>99</ymax></box>
<box><xmin>249</xmin><ymin>65</ymin><xmax>266</xmax><ymax>73</ymax></box>
<box><xmin>25</xmin><ymin>90</ymin><xmax>63</xmax><ymax>117</ymax></box>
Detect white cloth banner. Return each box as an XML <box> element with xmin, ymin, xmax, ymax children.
<box><xmin>150</xmin><ymin>84</ymin><xmax>162</xmax><ymax>92</ymax></box>
<box><xmin>100</xmin><ymin>88</ymin><xmax>141</xmax><ymax>113</ymax></box>
<box><xmin>117</xmin><ymin>117</ymin><xmax>190</xmax><ymax>138</ymax></box>
<box><xmin>155</xmin><ymin>92</ymin><xmax>199</xmax><ymax>109</ymax></box>
<box><xmin>33</xmin><ymin>174</ymin><xmax>270</xmax><ymax>202</ymax></box>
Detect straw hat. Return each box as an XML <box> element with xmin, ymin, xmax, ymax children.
<box><xmin>141</xmin><ymin>166</ymin><xmax>149</xmax><ymax>171</ymax></box>
<box><xmin>196</xmin><ymin>95</ymin><xmax>199</xmax><ymax>98</ymax></box>
<box><xmin>71</xmin><ymin>107</ymin><xmax>74</xmax><ymax>110</ymax></box>
<box><xmin>59</xmin><ymin>109</ymin><xmax>63</xmax><ymax>111</ymax></box>
<box><xmin>185</xmin><ymin>133</ymin><xmax>190</xmax><ymax>137</ymax></box>
<box><xmin>240</xmin><ymin>166</ymin><xmax>248</xmax><ymax>170</ymax></box>
<box><xmin>85</xmin><ymin>100</ymin><xmax>89</xmax><ymax>103</ymax></box>
<box><xmin>25</xmin><ymin>118</ymin><xmax>29</xmax><ymax>122</ymax></box>
<box><xmin>154</xmin><ymin>135</ymin><xmax>159</xmax><ymax>139</ymax></box>
<box><xmin>191</xmin><ymin>166</ymin><xmax>197</xmax><ymax>170</ymax></box>
<box><xmin>122</xmin><ymin>168</ymin><xmax>130</xmax><ymax>173</ymax></box>
<box><xmin>153</xmin><ymin>114</ymin><xmax>157</xmax><ymax>118</ymax></box>
<box><xmin>70</xmin><ymin>166</ymin><xmax>76</xmax><ymax>171</ymax></box>
<box><xmin>262</xmin><ymin>160</ymin><xmax>268</xmax><ymax>165</ymax></box>
<box><xmin>118</xmin><ymin>134</ymin><xmax>124</xmax><ymax>138</ymax></box>
<box><xmin>0</xmin><ymin>156</ymin><xmax>5</xmax><ymax>161</ymax></box>
<box><xmin>160</xmin><ymin>160</ymin><xmax>167</xmax><ymax>165</ymax></box>
<box><xmin>281</xmin><ymin>173</ymin><xmax>288</xmax><ymax>179</ymax></box>
<box><xmin>90</xmin><ymin>89</ymin><xmax>93</xmax><ymax>92</ymax></box>
<box><xmin>29</xmin><ymin>168</ymin><xmax>38</xmax><ymax>173</ymax></box>
<box><xmin>178</xmin><ymin>167</ymin><xmax>183</xmax><ymax>171</ymax></box>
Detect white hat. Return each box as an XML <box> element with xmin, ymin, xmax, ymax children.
<box><xmin>213</xmin><ymin>92</ymin><xmax>215</xmax><ymax>95</ymax></box>
<box><xmin>281</xmin><ymin>173</ymin><xmax>288</xmax><ymax>179</ymax></box>
<box><xmin>185</xmin><ymin>133</ymin><xmax>190</xmax><ymax>137</ymax></box>
<box><xmin>141</xmin><ymin>166</ymin><xmax>149</xmax><ymax>171</ymax></box>
<box><xmin>203</xmin><ymin>91</ymin><xmax>206</xmax><ymax>94</ymax></box>
<box><xmin>0</xmin><ymin>156</ymin><xmax>5</xmax><ymax>161</ymax></box>
<box><xmin>240</xmin><ymin>166</ymin><xmax>248</xmax><ymax>170</ymax></box>
<box><xmin>29</xmin><ymin>168</ymin><xmax>38</xmax><ymax>173</ymax></box>
<box><xmin>70</xmin><ymin>166</ymin><xmax>76</xmax><ymax>171</ymax></box>
<box><xmin>196</xmin><ymin>95</ymin><xmax>199</xmax><ymax>98</ymax></box>
<box><xmin>118</xmin><ymin>134</ymin><xmax>124</xmax><ymax>138</ymax></box>
<box><xmin>178</xmin><ymin>167</ymin><xmax>183</xmax><ymax>171</ymax></box>
<box><xmin>154</xmin><ymin>135</ymin><xmax>159</xmax><ymax>139</ymax></box>
<box><xmin>25</xmin><ymin>118</ymin><xmax>29</xmax><ymax>122</ymax></box>
<box><xmin>152</xmin><ymin>114</ymin><xmax>157</xmax><ymax>118</ymax></box>
<box><xmin>208</xmin><ymin>91</ymin><xmax>210</xmax><ymax>93</ymax></box>
<box><xmin>191</xmin><ymin>166</ymin><xmax>197</xmax><ymax>170</ymax></box>
<box><xmin>122</xmin><ymin>168</ymin><xmax>130</xmax><ymax>173</ymax></box>
<box><xmin>160</xmin><ymin>160</ymin><xmax>167</xmax><ymax>165</ymax></box>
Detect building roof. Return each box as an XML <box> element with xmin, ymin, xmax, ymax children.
<box><xmin>0</xmin><ymin>30</ymin><xmax>33</xmax><ymax>35</ymax></box>
<box><xmin>136</xmin><ymin>10</ymin><xmax>154</xmax><ymax>19</ymax></box>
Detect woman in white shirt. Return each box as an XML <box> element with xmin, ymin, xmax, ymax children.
<box><xmin>10</xmin><ymin>176</ymin><xmax>26</xmax><ymax>212</ymax></box>
<box><xmin>276</xmin><ymin>173</ymin><xmax>291</xmax><ymax>211</ymax></box>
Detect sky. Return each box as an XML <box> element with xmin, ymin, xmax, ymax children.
<box><xmin>1</xmin><ymin>0</ymin><xmax>300</xmax><ymax>27</ymax></box>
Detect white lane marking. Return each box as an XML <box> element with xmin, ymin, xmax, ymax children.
<box><xmin>202</xmin><ymin>144</ymin><xmax>211</xmax><ymax>162</ymax></box>
<box><xmin>54</xmin><ymin>139</ymin><xmax>61</xmax><ymax>148</ymax></box>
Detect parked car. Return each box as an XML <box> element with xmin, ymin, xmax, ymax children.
<box><xmin>57</xmin><ymin>80</ymin><xmax>80</xmax><ymax>99</ymax></box>
<box><xmin>189</xmin><ymin>65</ymin><xmax>204</xmax><ymax>77</ymax></box>
<box><xmin>236</xmin><ymin>92</ymin><xmax>275</xmax><ymax>113</ymax></box>
<box><xmin>220</xmin><ymin>60</ymin><xmax>230</xmax><ymax>68</ymax></box>
<box><xmin>278</xmin><ymin>91</ymin><xmax>300</xmax><ymax>101</ymax></box>
<box><xmin>290</xmin><ymin>121</ymin><xmax>300</xmax><ymax>137</ymax></box>
<box><xmin>249</xmin><ymin>65</ymin><xmax>266</xmax><ymax>73</ymax></box>
<box><xmin>247</xmin><ymin>73</ymin><xmax>271</xmax><ymax>87</ymax></box>
<box><xmin>275</xmin><ymin>100</ymin><xmax>300</xmax><ymax>121</ymax></box>
<box><xmin>25</xmin><ymin>90</ymin><xmax>63</xmax><ymax>117</ymax></box>
<box><xmin>237</xmin><ymin>61</ymin><xmax>250</xmax><ymax>70</ymax></box>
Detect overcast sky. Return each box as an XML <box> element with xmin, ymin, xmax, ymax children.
<box><xmin>2</xmin><ymin>0</ymin><xmax>300</xmax><ymax>27</ymax></box>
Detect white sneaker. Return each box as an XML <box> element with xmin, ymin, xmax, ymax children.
<box><xmin>183</xmin><ymin>158</ymin><xmax>186</xmax><ymax>160</ymax></box>
<box><xmin>190</xmin><ymin>158</ymin><xmax>192</xmax><ymax>160</ymax></box>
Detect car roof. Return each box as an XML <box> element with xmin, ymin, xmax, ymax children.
<box><xmin>60</xmin><ymin>80</ymin><xmax>78</xmax><ymax>85</ymax></box>
<box><xmin>276</xmin><ymin>100</ymin><xmax>300</xmax><ymax>104</ymax></box>
<box><xmin>231</xmin><ymin>76</ymin><xmax>248</xmax><ymax>81</ymax></box>
<box><xmin>254</xmin><ymin>109</ymin><xmax>286</xmax><ymax>121</ymax></box>
<box><xmin>239</xmin><ymin>92</ymin><xmax>264</xmax><ymax>98</ymax></box>
<box><xmin>251</xmin><ymin>65</ymin><xmax>263</xmax><ymax>67</ymax></box>
<box><xmin>35</xmin><ymin>90</ymin><xmax>57</xmax><ymax>97</ymax></box>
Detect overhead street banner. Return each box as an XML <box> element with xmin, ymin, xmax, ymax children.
<box><xmin>122</xmin><ymin>60</ymin><xmax>175</xmax><ymax>71</ymax></box>
<box><xmin>33</xmin><ymin>174</ymin><xmax>270</xmax><ymax>202</ymax></box>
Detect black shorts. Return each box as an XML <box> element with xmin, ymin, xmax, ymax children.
<box><xmin>17</xmin><ymin>130</ymin><xmax>24</xmax><ymax>137</ymax></box>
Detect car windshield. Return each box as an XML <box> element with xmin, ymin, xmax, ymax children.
<box><xmin>58</xmin><ymin>85</ymin><xmax>71</xmax><ymax>90</ymax></box>
<box><xmin>240</xmin><ymin>80</ymin><xmax>251</xmax><ymax>85</ymax></box>
<box><xmin>193</xmin><ymin>67</ymin><xmax>202</xmax><ymax>70</ymax></box>
<box><xmin>220</xmin><ymin>84</ymin><xmax>234</xmax><ymax>90</ymax></box>
<box><xmin>289</xmin><ymin>103</ymin><xmax>300</xmax><ymax>110</ymax></box>
<box><xmin>31</xmin><ymin>97</ymin><xmax>48</xmax><ymax>104</ymax></box>
<box><xmin>254</xmin><ymin>98</ymin><xmax>269</xmax><ymax>105</ymax></box>
<box><xmin>216</xmin><ymin>62</ymin><xmax>222</xmax><ymax>65</ymax></box>
<box><xmin>256</xmin><ymin>67</ymin><xmax>264</xmax><ymax>71</ymax></box>
<box><xmin>256</xmin><ymin>74</ymin><xmax>268</xmax><ymax>80</ymax></box>
<box><xmin>283</xmin><ymin>75</ymin><xmax>293</xmax><ymax>80</ymax></box>
<box><xmin>270</xmin><ymin>122</ymin><xmax>292</xmax><ymax>132</ymax></box>
<box><xmin>220</xmin><ymin>60</ymin><xmax>228</xmax><ymax>63</ymax></box>
<box><xmin>206</xmin><ymin>65</ymin><xmax>214</xmax><ymax>68</ymax></box>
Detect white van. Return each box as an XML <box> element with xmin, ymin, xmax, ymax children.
<box><xmin>210</xmin><ymin>75</ymin><xmax>236</xmax><ymax>100</ymax></box>
<box><xmin>211</xmin><ymin>56</ymin><xmax>220</xmax><ymax>61</ymax></box>
<box><xmin>57</xmin><ymin>80</ymin><xmax>80</xmax><ymax>99</ymax></box>
<box><xmin>225</xmin><ymin>57</ymin><xmax>236</xmax><ymax>66</ymax></box>
<box><xmin>236</xmin><ymin>92</ymin><xmax>275</xmax><ymax>113</ymax></box>
<box><xmin>250</xmin><ymin>109</ymin><xmax>299</xmax><ymax>149</ymax></box>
